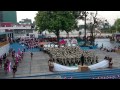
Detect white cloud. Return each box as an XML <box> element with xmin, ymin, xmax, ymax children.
<box><xmin>98</xmin><ymin>11</ymin><xmax>120</xmax><ymax>25</ymax></box>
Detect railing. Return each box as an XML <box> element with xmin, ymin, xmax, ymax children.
<box><xmin>0</xmin><ymin>26</ymin><xmax>32</xmax><ymax>30</ymax></box>
<box><xmin>0</xmin><ymin>41</ymin><xmax>9</xmax><ymax>47</ymax></box>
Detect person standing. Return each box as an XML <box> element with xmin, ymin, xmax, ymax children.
<box><xmin>80</xmin><ymin>54</ymin><xmax>85</xmax><ymax>66</ymax></box>
<box><xmin>101</xmin><ymin>43</ymin><xmax>103</xmax><ymax>48</ymax></box>
<box><xmin>3</xmin><ymin>53</ymin><xmax>7</xmax><ymax>63</ymax></box>
<box><xmin>0</xmin><ymin>58</ymin><xmax>2</xmax><ymax>68</ymax></box>
<box><xmin>21</xmin><ymin>50</ymin><xmax>24</xmax><ymax>60</ymax></box>
<box><xmin>96</xmin><ymin>56</ymin><xmax>98</xmax><ymax>63</ymax></box>
<box><xmin>48</xmin><ymin>58</ymin><xmax>54</xmax><ymax>72</ymax></box>
<box><xmin>12</xmin><ymin>64</ymin><xmax>17</xmax><ymax>78</ymax></box>
<box><xmin>6</xmin><ymin>59</ymin><xmax>11</xmax><ymax>73</ymax></box>
<box><xmin>108</xmin><ymin>57</ymin><xmax>113</xmax><ymax>68</ymax></box>
<box><xmin>23</xmin><ymin>48</ymin><xmax>26</xmax><ymax>52</ymax></box>
<box><xmin>30</xmin><ymin>52</ymin><xmax>33</xmax><ymax>60</ymax></box>
<box><xmin>4</xmin><ymin>61</ymin><xmax>7</xmax><ymax>73</ymax></box>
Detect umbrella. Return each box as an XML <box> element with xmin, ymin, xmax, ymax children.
<box><xmin>59</xmin><ymin>39</ymin><xmax>66</xmax><ymax>45</ymax></box>
<box><xmin>71</xmin><ymin>39</ymin><xmax>78</xmax><ymax>44</ymax></box>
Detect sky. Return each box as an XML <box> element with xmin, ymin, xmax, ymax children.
<box><xmin>17</xmin><ymin>11</ymin><xmax>38</xmax><ymax>22</ymax></box>
<box><xmin>17</xmin><ymin>11</ymin><xmax>120</xmax><ymax>25</ymax></box>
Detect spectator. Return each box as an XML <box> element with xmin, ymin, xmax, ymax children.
<box><xmin>104</xmin><ymin>56</ymin><xmax>107</xmax><ymax>60</ymax></box>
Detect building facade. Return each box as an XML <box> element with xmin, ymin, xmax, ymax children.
<box><xmin>0</xmin><ymin>11</ymin><xmax>17</xmax><ymax>24</ymax></box>
<box><xmin>0</xmin><ymin>11</ymin><xmax>3</xmax><ymax>22</ymax></box>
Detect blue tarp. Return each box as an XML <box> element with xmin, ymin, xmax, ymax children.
<box><xmin>10</xmin><ymin>43</ymin><xmax>40</xmax><ymax>52</ymax></box>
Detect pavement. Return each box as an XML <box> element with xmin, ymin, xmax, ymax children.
<box><xmin>1</xmin><ymin>49</ymin><xmax>120</xmax><ymax>79</ymax></box>
<box><xmin>0</xmin><ymin>52</ymin><xmax>53</xmax><ymax>79</ymax></box>
<box><xmin>1</xmin><ymin>39</ymin><xmax>120</xmax><ymax>79</ymax></box>
<box><xmin>95</xmin><ymin>49</ymin><xmax>120</xmax><ymax>68</ymax></box>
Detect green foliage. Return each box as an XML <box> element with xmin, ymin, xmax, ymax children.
<box><xmin>110</xmin><ymin>25</ymin><xmax>115</xmax><ymax>32</ymax></box>
<box><xmin>35</xmin><ymin>11</ymin><xmax>82</xmax><ymax>45</ymax></box>
<box><xmin>35</xmin><ymin>11</ymin><xmax>77</xmax><ymax>35</ymax></box>
<box><xmin>114</xmin><ymin>18</ymin><xmax>120</xmax><ymax>32</ymax></box>
<box><xmin>109</xmin><ymin>18</ymin><xmax>120</xmax><ymax>33</ymax></box>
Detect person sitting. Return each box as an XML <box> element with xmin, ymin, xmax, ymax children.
<box><xmin>106</xmin><ymin>49</ymin><xmax>110</xmax><ymax>52</ymax></box>
<box><xmin>107</xmin><ymin>57</ymin><xmax>110</xmax><ymax>60</ymax></box>
<box><xmin>100</xmin><ymin>47</ymin><xmax>102</xmax><ymax>50</ymax></box>
<box><xmin>103</xmin><ymin>48</ymin><xmax>106</xmax><ymax>51</ymax></box>
<box><xmin>113</xmin><ymin>48</ymin><xmax>115</xmax><ymax>52</ymax></box>
<box><xmin>104</xmin><ymin>56</ymin><xmax>107</xmax><ymax>60</ymax></box>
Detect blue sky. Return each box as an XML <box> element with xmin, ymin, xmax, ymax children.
<box><xmin>17</xmin><ymin>11</ymin><xmax>120</xmax><ymax>25</ymax></box>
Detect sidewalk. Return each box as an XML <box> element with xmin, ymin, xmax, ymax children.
<box><xmin>0</xmin><ymin>52</ymin><xmax>51</xmax><ymax>79</ymax></box>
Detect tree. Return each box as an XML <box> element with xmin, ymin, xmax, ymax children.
<box><xmin>108</xmin><ymin>18</ymin><xmax>120</xmax><ymax>33</ymax></box>
<box><xmin>86</xmin><ymin>11</ymin><xmax>98</xmax><ymax>46</ymax></box>
<box><xmin>35</xmin><ymin>11</ymin><xmax>79</xmax><ymax>46</ymax></box>
<box><xmin>113</xmin><ymin>18</ymin><xmax>120</xmax><ymax>33</ymax></box>
<box><xmin>65</xmin><ymin>28</ymin><xmax>72</xmax><ymax>38</ymax></box>
<box><xmin>98</xmin><ymin>19</ymin><xmax>110</xmax><ymax>33</ymax></box>
<box><xmin>110</xmin><ymin>25</ymin><xmax>116</xmax><ymax>33</ymax></box>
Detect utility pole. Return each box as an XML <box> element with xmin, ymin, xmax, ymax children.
<box><xmin>84</xmin><ymin>11</ymin><xmax>87</xmax><ymax>46</ymax></box>
<box><xmin>115</xmin><ymin>17</ymin><xmax>118</xmax><ymax>33</ymax></box>
<box><xmin>116</xmin><ymin>20</ymin><xmax>117</xmax><ymax>33</ymax></box>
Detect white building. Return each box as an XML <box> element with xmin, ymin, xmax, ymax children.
<box><xmin>0</xmin><ymin>25</ymin><xmax>39</xmax><ymax>39</ymax></box>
